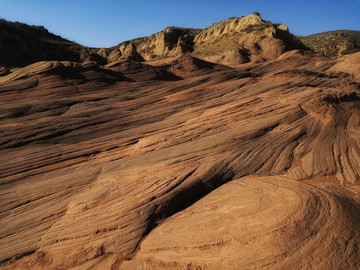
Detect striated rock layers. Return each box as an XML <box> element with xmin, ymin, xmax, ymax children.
<box><xmin>1</xmin><ymin>48</ymin><xmax>360</xmax><ymax>269</ymax></box>
<box><xmin>122</xmin><ymin>176</ymin><xmax>360</xmax><ymax>269</ymax></box>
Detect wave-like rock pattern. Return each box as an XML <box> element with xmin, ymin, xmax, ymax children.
<box><xmin>122</xmin><ymin>176</ymin><xmax>360</xmax><ymax>269</ymax></box>
<box><xmin>1</xmin><ymin>51</ymin><xmax>360</xmax><ymax>269</ymax></box>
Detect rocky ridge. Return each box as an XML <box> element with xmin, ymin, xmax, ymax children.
<box><xmin>4</xmin><ymin>13</ymin><xmax>359</xmax><ymax>68</ymax></box>
<box><xmin>106</xmin><ymin>13</ymin><xmax>305</xmax><ymax>64</ymax></box>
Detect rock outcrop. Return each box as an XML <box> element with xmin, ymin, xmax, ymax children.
<box><xmin>0</xmin><ymin>67</ymin><xmax>10</xmax><ymax>76</ymax></box>
<box><xmin>105</xmin><ymin>42</ymin><xmax>145</xmax><ymax>63</ymax></box>
<box><xmin>122</xmin><ymin>176</ymin><xmax>360</xmax><ymax>269</ymax></box>
<box><xmin>131</xmin><ymin>27</ymin><xmax>200</xmax><ymax>60</ymax></box>
<box><xmin>107</xmin><ymin>14</ymin><xmax>307</xmax><ymax>65</ymax></box>
<box><xmin>108</xmin><ymin>14</ymin><xmax>306</xmax><ymax>65</ymax></box>
<box><xmin>329</xmin><ymin>51</ymin><xmax>360</xmax><ymax>82</ymax></box>
<box><xmin>192</xmin><ymin>14</ymin><xmax>306</xmax><ymax>64</ymax></box>
<box><xmin>102</xmin><ymin>27</ymin><xmax>201</xmax><ymax>63</ymax></box>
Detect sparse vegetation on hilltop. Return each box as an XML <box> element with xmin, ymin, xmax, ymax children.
<box><xmin>298</xmin><ymin>30</ymin><xmax>360</xmax><ymax>57</ymax></box>
<box><xmin>1</xmin><ymin>16</ymin><xmax>360</xmax><ymax>68</ymax></box>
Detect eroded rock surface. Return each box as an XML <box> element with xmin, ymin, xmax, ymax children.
<box><xmin>1</xmin><ymin>50</ymin><xmax>360</xmax><ymax>269</ymax></box>
<box><xmin>122</xmin><ymin>176</ymin><xmax>360</xmax><ymax>269</ymax></box>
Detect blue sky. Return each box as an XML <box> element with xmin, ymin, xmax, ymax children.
<box><xmin>1</xmin><ymin>0</ymin><xmax>360</xmax><ymax>47</ymax></box>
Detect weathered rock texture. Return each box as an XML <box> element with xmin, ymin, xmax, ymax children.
<box><xmin>122</xmin><ymin>176</ymin><xmax>360</xmax><ymax>269</ymax></box>
<box><xmin>191</xmin><ymin>14</ymin><xmax>305</xmax><ymax>64</ymax></box>
<box><xmin>117</xmin><ymin>14</ymin><xmax>306</xmax><ymax>64</ymax></box>
<box><xmin>1</xmin><ymin>49</ymin><xmax>360</xmax><ymax>269</ymax></box>
<box><xmin>129</xmin><ymin>27</ymin><xmax>200</xmax><ymax>60</ymax></box>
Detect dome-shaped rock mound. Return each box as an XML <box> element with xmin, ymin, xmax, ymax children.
<box><xmin>121</xmin><ymin>176</ymin><xmax>360</xmax><ymax>270</ymax></box>
<box><xmin>168</xmin><ymin>54</ymin><xmax>221</xmax><ymax>77</ymax></box>
<box><xmin>329</xmin><ymin>52</ymin><xmax>360</xmax><ymax>82</ymax></box>
<box><xmin>106</xmin><ymin>60</ymin><xmax>180</xmax><ymax>81</ymax></box>
<box><xmin>0</xmin><ymin>61</ymin><xmax>99</xmax><ymax>83</ymax></box>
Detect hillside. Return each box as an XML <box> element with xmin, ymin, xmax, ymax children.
<box><xmin>191</xmin><ymin>14</ymin><xmax>306</xmax><ymax>64</ymax></box>
<box><xmin>2</xmin><ymin>15</ymin><xmax>360</xmax><ymax>68</ymax></box>
<box><xmin>0</xmin><ymin>19</ymin><xmax>82</xmax><ymax>67</ymax></box>
<box><xmin>113</xmin><ymin>14</ymin><xmax>307</xmax><ymax>64</ymax></box>
<box><xmin>0</xmin><ymin>14</ymin><xmax>307</xmax><ymax>67</ymax></box>
<box><xmin>298</xmin><ymin>30</ymin><xmax>360</xmax><ymax>57</ymax></box>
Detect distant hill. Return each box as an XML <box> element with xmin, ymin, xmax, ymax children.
<box><xmin>0</xmin><ymin>19</ymin><xmax>82</xmax><ymax>67</ymax></box>
<box><xmin>108</xmin><ymin>14</ymin><xmax>307</xmax><ymax>64</ymax></box>
<box><xmin>298</xmin><ymin>30</ymin><xmax>360</xmax><ymax>57</ymax></box>
<box><xmin>191</xmin><ymin>14</ymin><xmax>307</xmax><ymax>64</ymax></box>
<box><xmin>0</xmin><ymin>19</ymin><xmax>200</xmax><ymax>67</ymax></box>
<box><xmin>75</xmin><ymin>13</ymin><xmax>308</xmax><ymax>65</ymax></box>
<box><xmin>1</xmin><ymin>16</ymin><xmax>360</xmax><ymax>68</ymax></box>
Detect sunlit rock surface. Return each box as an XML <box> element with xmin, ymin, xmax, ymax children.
<box><xmin>1</xmin><ymin>50</ymin><xmax>360</xmax><ymax>269</ymax></box>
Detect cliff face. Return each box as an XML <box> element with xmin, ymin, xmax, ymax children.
<box><xmin>194</xmin><ymin>14</ymin><xmax>265</xmax><ymax>44</ymax></box>
<box><xmin>132</xmin><ymin>27</ymin><xmax>201</xmax><ymax>60</ymax></box>
<box><xmin>97</xmin><ymin>27</ymin><xmax>200</xmax><ymax>63</ymax></box>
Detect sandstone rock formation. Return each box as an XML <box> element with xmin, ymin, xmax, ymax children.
<box><xmin>0</xmin><ymin>67</ymin><xmax>10</xmax><ymax>76</ymax></box>
<box><xmin>130</xmin><ymin>27</ymin><xmax>200</xmax><ymax>60</ymax></box>
<box><xmin>192</xmin><ymin>14</ymin><xmax>289</xmax><ymax>63</ymax></box>
<box><xmin>329</xmin><ymin>51</ymin><xmax>360</xmax><ymax>82</ymax></box>
<box><xmin>122</xmin><ymin>176</ymin><xmax>360</xmax><ymax>269</ymax></box>
<box><xmin>1</xmin><ymin>47</ymin><xmax>360</xmax><ymax>269</ymax></box>
<box><xmin>116</xmin><ymin>13</ymin><xmax>305</xmax><ymax>65</ymax></box>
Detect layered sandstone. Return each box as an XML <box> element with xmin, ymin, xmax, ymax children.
<box><xmin>1</xmin><ymin>49</ymin><xmax>360</xmax><ymax>269</ymax></box>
